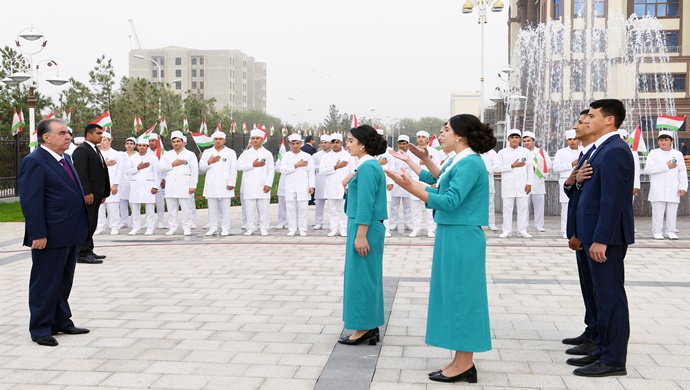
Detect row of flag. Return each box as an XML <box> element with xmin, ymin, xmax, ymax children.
<box><xmin>628</xmin><ymin>114</ymin><xmax>686</xmax><ymax>154</ymax></box>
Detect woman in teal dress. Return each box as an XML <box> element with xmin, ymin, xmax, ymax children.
<box><xmin>338</xmin><ymin>124</ymin><xmax>389</xmax><ymax>346</ymax></box>
<box><xmin>387</xmin><ymin>114</ymin><xmax>496</xmax><ymax>383</ymax></box>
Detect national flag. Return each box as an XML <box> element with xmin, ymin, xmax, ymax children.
<box><xmin>11</xmin><ymin>109</ymin><xmax>21</xmax><ymax>136</ymax></box>
<box><xmin>270</xmin><ymin>125</ymin><xmax>275</xmax><ymax>135</ymax></box>
<box><xmin>630</xmin><ymin>125</ymin><xmax>648</xmax><ymax>154</ymax></box>
<box><xmin>351</xmin><ymin>114</ymin><xmax>358</xmax><ymax>129</ymax></box>
<box><xmin>199</xmin><ymin>120</ymin><xmax>208</xmax><ymax>135</ymax></box>
<box><xmin>155</xmin><ymin>137</ymin><xmax>165</xmax><ymax>159</ymax></box>
<box><xmin>91</xmin><ymin>112</ymin><xmax>112</xmax><ymax>128</ymax></box>
<box><xmin>65</xmin><ymin>109</ymin><xmax>72</xmax><ymax>125</ymax></box>
<box><xmin>19</xmin><ymin>109</ymin><xmax>25</xmax><ymax>129</ymax></box>
<box><xmin>533</xmin><ymin>156</ymin><xmax>545</xmax><ymax>179</ymax></box>
<box><xmin>231</xmin><ymin>120</ymin><xmax>237</xmax><ymax>134</ymax></box>
<box><xmin>428</xmin><ymin>135</ymin><xmax>440</xmax><ymax>151</ymax></box>
<box><xmin>656</xmin><ymin>115</ymin><xmax>685</xmax><ymax>131</ymax></box>
<box><xmin>140</xmin><ymin>124</ymin><xmax>157</xmax><ymax>139</ymax></box>
<box><xmin>256</xmin><ymin>125</ymin><xmax>268</xmax><ymax>144</ymax></box>
<box><xmin>159</xmin><ymin>118</ymin><xmax>168</xmax><ymax>137</ymax></box>
<box><xmin>191</xmin><ymin>132</ymin><xmax>214</xmax><ymax>148</ymax></box>
<box><xmin>43</xmin><ymin>112</ymin><xmax>55</xmax><ymax>120</ymax></box>
<box><xmin>242</xmin><ymin>122</ymin><xmax>248</xmax><ymax>134</ymax></box>
<box><xmin>216</xmin><ymin>121</ymin><xmax>222</xmax><ymax>133</ymax></box>
<box><xmin>277</xmin><ymin>138</ymin><xmax>286</xmax><ymax>160</ymax></box>
<box><xmin>133</xmin><ymin>116</ymin><xmax>142</xmax><ymax>135</ymax></box>
<box><xmin>538</xmin><ymin>148</ymin><xmax>548</xmax><ymax>173</ymax></box>
<box><xmin>61</xmin><ymin>109</ymin><xmax>67</xmax><ymax>123</ymax></box>
<box><xmin>183</xmin><ymin>118</ymin><xmax>189</xmax><ymax>133</ymax></box>
<box><xmin>281</xmin><ymin>126</ymin><xmax>287</xmax><ymax>137</ymax></box>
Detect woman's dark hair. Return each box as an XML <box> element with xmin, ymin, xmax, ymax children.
<box><xmin>350</xmin><ymin>124</ymin><xmax>388</xmax><ymax>156</ymax></box>
<box><xmin>448</xmin><ymin>114</ymin><xmax>496</xmax><ymax>154</ymax></box>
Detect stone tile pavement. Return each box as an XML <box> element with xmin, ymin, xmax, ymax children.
<box><xmin>0</xmin><ymin>205</ymin><xmax>689</xmax><ymax>389</ymax></box>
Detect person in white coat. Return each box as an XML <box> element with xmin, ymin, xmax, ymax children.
<box><xmin>147</xmin><ymin>133</ymin><xmax>167</xmax><ymax>228</ymax></box>
<box><xmin>481</xmin><ymin>148</ymin><xmax>499</xmax><ymax>231</ymax></box>
<box><xmin>95</xmin><ymin>132</ymin><xmax>123</xmax><ymax>235</ymax></box>
<box><xmin>275</xmin><ymin>142</ymin><xmax>287</xmax><ymax>230</ymax></box>
<box><xmin>127</xmin><ymin>138</ymin><xmax>159</xmax><ymax>235</ymax></box>
<box><xmin>644</xmin><ymin>130</ymin><xmax>688</xmax><ymax>240</ymax></box>
<box><xmin>553</xmin><ymin>129</ymin><xmax>582</xmax><ymax>238</ymax></box>
<box><xmin>313</xmin><ymin>135</ymin><xmax>332</xmax><ymax>230</ymax></box>
<box><xmin>407</xmin><ymin>130</ymin><xmax>442</xmax><ymax>238</ymax></box>
<box><xmin>388</xmin><ymin>135</ymin><xmax>413</xmax><ymax>233</ymax></box>
<box><xmin>376</xmin><ymin>128</ymin><xmax>394</xmax><ymax>237</ymax></box>
<box><xmin>158</xmin><ymin>131</ymin><xmax>199</xmax><ymax>236</ymax></box>
<box><xmin>237</xmin><ymin>129</ymin><xmax>275</xmax><ymax>236</ymax></box>
<box><xmin>320</xmin><ymin>133</ymin><xmax>356</xmax><ymax>237</ymax></box>
<box><xmin>118</xmin><ymin>137</ymin><xmax>137</xmax><ymax>229</ymax></box>
<box><xmin>199</xmin><ymin>131</ymin><xmax>237</xmax><ymax>236</ymax></box>
<box><xmin>281</xmin><ymin>134</ymin><xmax>316</xmax><ymax>236</ymax></box>
<box><xmin>522</xmin><ymin>131</ymin><xmax>552</xmax><ymax>232</ymax></box>
<box><xmin>496</xmin><ymin>129</ymin><xmax>534</xmax><ymax>238</ymax></box>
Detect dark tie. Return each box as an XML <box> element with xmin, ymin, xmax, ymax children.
<box><xmin>577</xmin><ymin>144</ymin><xmax>596</xmax><ymax>168</ymax></box>
<box><xmin>95</xmin><ymin>146</ymin><xmax>106</xmax><ymax>168</ymax></box>
<box><xmin>60</xmin><ymin>158</ymin><xmax>77</xmax><ymax>185</ymax></box>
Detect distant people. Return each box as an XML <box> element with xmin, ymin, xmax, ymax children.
<box><xmin>338</xmin><ymin>125</ymin><xmax>388</xmax><ymax>346</ymax></box>
<box><xmin>312</xmin><ymin>135</ymin><xmax>332</xmax><ymax>230</ymax></box>
<box><xmin>127</xmin><ymin>138</ymin><xmax>159</xmax><ymax>235</ymax></box>
<box><xmin>119</xmin><ymin>137</ymin><xmax>137</xmax><ymax>229</ymax></box>
<box><xmin>553</xmin><ymin>129</ymin><xmax>581</xmax><ymax>238</ymax></box>
<box><xmin>199</xmin><ymin>131</ymin><xmax>237</xmax><ymax>236</ymax></box>
<box><xmin>95</xmin><ymin>131</ymin><xmax>123</xmax><ymax>235</ymax></box>
<box><xmin>147</xmin><ymin>134</ymin><xmax>166</xmax><ymax>228</ymax></box>
<box><xmin>522</xmin><ymin>131</ymin><xmax>552</xmax><ymax>232</ymax></box>
<box><xmin>644</xmin><ymin>130</ymin><xmax>688</xmax><ymax>240</ymax></box>
<box><xmin>388</xmin><ymin>135</ymin><xmax>413</xmax><ymax>233</ymax></box>
<box><xmin>681</xmin><ymin>141</ymin><xmax>688</xmax><ymax>156</ymax></box>
<box><xmin>495</xmin><ymin>129</ymin><xmax>534</xmax><ymax>238</ymax></box>
<box><xmin>159</xmin><ymin>131</ymin><xmax>199</xmax><ymax>236</ymax></box>
<box><xmin>281</xmin><ymin>134</ymin><xmax>316</xmax><ymax>236</ymax></box>
<box><xmin>301</xmin><ymin>135</ymin><xmax>317</xmax><ymax>155</ymax></box>
<box><xmin>387</xmin><ymin>115</ymin><xmax>495</xmax><ymax>383</ymax></box>
<box><xmin>320</xmin><ymin>133</ymin><xmax>356</xmax><ymax>237</ymax></box>
<box><xmin>237</xmin><ymin>129</ymin><xmax>275</xmax><ymax>236</ymax></box>
<box><xmin>408</xmin><ymin>131</ymin><xmax>441</xmax><ymax>238</ymax></box>
<box><xmin>19</xmin><ymin>118</ymin><xmax>91</xmax><ymax>347</ymax></box>
<box><xmin>72</xmin><ymin>124</ymin><xmax>110</xmax><ymax>264</ymax></box>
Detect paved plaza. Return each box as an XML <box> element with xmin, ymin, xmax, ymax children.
<box><xmin>0</xmin><ymin>205</ymin><xmax>689</xmax><ymax>389</ymax></box>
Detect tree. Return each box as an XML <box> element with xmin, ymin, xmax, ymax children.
<box><xmin>89</xmin><ymin>55</ymin><xmax>116</xmax><ymax>114</ymax></box>
<box><xmin>320</xmin><ymin>104</ymin><xmax>353</xmax><ymax>133</ymax></box>
<box><xmin>54</xmin><ymin>78</ymin><xmax>96</xmax><ymax>133</ymax></box>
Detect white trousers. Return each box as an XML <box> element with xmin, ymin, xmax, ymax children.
<box><xmin>326</xmin><ymin>198</ymin><xmax>347</xmax><ymax>233</ymax></box>
<box><xmin>166</xmin><ymin>197</ymin><xmax>194</xmax><ymax>231</ymax></box>
<box><xmin>97</xmin><ymin>202</ymin><xmax>121</xmax><ymax>230</ymax></box>
<box><xmin>131</xmin><ymin>203</ymin><xmax>156</xmax><ymax>230</ymax></box>
<box><xmin>155</xmin><ymin>188</ymin><xmax>166</xmax><ymax>225</ymax></box>
<box><xmin>245</xmin><ymin>198</ymin><xmax>269</xmax><ymax>231</ymax></box>
<box><xmin>389</xmin><ymin>196</ymin><xmax>411</xmax><ymax>228</ymax></box>
<box><xmin>502</xmin><ymin>196</ymin><xmax>529</xmax><ymax>233</ymax></box>
<box><xmin>276</xmin><ymin>195</ymin><xmax>287</xmax><ymax>227</ymax></box>
<box><xmin>207</xmin><ymin>197</ymin><xmax>232</xmax><ymax>231</ymax></box>
<box><xmin>560</xmin><ymin>202</ymin><xmax>569</xmax><ymax>233</ymax></box>
<box><xmin>314</xmin><ymin>199</ymin><xmax>326</xmax><ymax>227</ymax></box>
<box><xmin>240</xmin><ymin>193</ymin><xmax>248</xmax><ymax>227</ymax></box>
<box><xmin>528</xmin><ymin>193</ymin><xmax>545</xmax><ymax>229</ymax></box>
<box><xmin>119</xmin><ymin>199</ymin><xmax>130</xmax><ymax>227</ymax></box>
<box><xmin>410</xmin><ymin>198</ymin><xmax>436</xmax><ymax>232</ymax></box>
<box><xmin>286</xmin><ymin>194</ymin><xmax>308</xmax><ymax>232</ymax></box>
<box><xmin>651</xmin><ymin>201</ymin><xmax>679</xmax><ymax>234</ymax></box>
<box><xmin>488</xmin><ymin>192</ymin><xmax>496</xmax><ymax>227</ymax></box>
<box><xmin>191</xmin><ymin>194</ymin><xmax>197</xmax><ymax>225</ymax></box>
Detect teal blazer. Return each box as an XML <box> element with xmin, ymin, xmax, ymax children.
<box><xmin>345</xmin><ymin>159</ymin><xmax>388</xmax><ymax>225</ymax></box>
<box><xmin>421</xmin><ymin>154</ymin><xmax>488</xmax><ymax>226</ymax></box>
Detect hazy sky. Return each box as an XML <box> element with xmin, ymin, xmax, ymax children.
<box><xmin>2</xmin><ymin>0</ymin><xmax>509</xmax><ymax>127</ymax></box>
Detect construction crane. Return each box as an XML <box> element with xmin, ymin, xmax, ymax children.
<box><xmin>128</xmin><ymin>19</ymin><xmax>142</xmax><ymax>49</ymax></box>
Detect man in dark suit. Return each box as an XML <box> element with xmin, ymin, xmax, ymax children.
<box><xmin>301</xmin><ymin>135</ymin><xmax>317</xmax><ymax>155</ymax></box>
<box><xmin>569</xmin><ymin>99</ymin><xmax>635</xmax><ymax>377</ymax></box>
<box><xmin>72</xmin><ymin>124</ymin><xmax>110</xmax><ymax>264</ymax></box>
<box><xmin>19</xmin><ymin>118</ymin><xmax>92</xmax><ymax>346</ymax></box>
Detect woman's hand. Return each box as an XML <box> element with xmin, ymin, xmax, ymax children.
<box><xmin>407</xmin><ymin>144</ymin><xmax>429</xmax><ymax>161</ymax></box>
<box><xmin>389</xmin><ymin>149</ymin><xmax>410</xmax><ymax>163</ymax></box>
<box><xmin>354</xmin><ymin>234</ymin><xmax>370</xmax><ymax>257</ymax></box>
<box><xmin>385</xmin><ymin>168</ymin><xmax>413</xmax><ymax>190</ymax></box>
<box><xmin>342</xmin><ymin>172</ymin><xmax>355</xmax><ymax>188</ymax></box>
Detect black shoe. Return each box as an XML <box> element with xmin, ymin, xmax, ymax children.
<box><xmin>338</xmin><ymin>328</ymin><xmax>379</xmax><ymax>345</ymax></box>
<box><xmin>562</xmin><ymin>332</ymin><xmax>588</xmax><ymax>345</ymax></box>
<box><xmin>429</xmin><ymin>365</ymin><xmax>478</xmax><ymax>383</ymax></box>
<box><xmin>573</xmin><ymin>361</ymin><xmax>626</xmax><ymax>377</ymax></box>
<box><xmin>566</xmin><ymin>339</ymin><xmax>597</xmax><ymax>355</ymax></box>
<box><xmin>77</xmin><ymin>255</ymin><xmax>103</xmax><ymax>264</ymax></box>
<box><xmin>32</xmin><ymin>335</ymin><xmax>58</xmax><ymax>347</ymax></box>
<box><xmin>52</xmin><ymin>327</ymin><xmax>90</xmax><ymax>335</ymax></box>
<box><xmin>428</xmin><ymin>370</ymin><xmax>442</xmax><ymax>377</ymax></box>
<box><xmin>91</xmin><ymin>253</ymin><xmax>106</xmax><ymax>259</ymax></box>
<box><xmin>567</xmin><ymin>353</ymin><xmax>601</xmax><ymax>367</ymax></box>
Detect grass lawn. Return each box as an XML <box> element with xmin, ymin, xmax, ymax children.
<box><xmin>0</xmin><ymin>202</ymin><xmax>24</xmax><ymax>222</ymax></box>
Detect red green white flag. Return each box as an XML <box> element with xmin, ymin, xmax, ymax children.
<box><xmin>11</xmin><ymin>109</ymin><xmax>21</xmax><ymax>136</ymax></box>
<box><xmin>191</xmin><ymin>132</ymin><xmax>214</xmax><ymax>148</ymax></box>
<box><xmin>231</xmin><ymin>120</ymin><xmax>237</xmax><ymax>133</ymax></box>
<box><xmin>277</xmin><ymin>138</ymin><xmax>286</xmax><ymax>160</ymax></box>
<box><xmin>91</xmin><ymin>112</ymin><xmax>112</xmax><ymax>128</ymax></box>
<box><xmin>270</xmin><ymin>125</ymin><xmax>275</xmax><ymax>135</ymax></box>
<box><xmin>183</xmin><ymin>118</ymin><xmax>190</xmax><ymax>133</ymax></box>
<box><xmin>43</xmin><ymin>112</ymin><xmax>55</xmax><ymax>120</ymax></box>
<box><xmin>656</xmin><ymin>115</ymin><xmax>685</xmax><ymax>131</ymax></box>
<box><xmin>133</xmin><ymin>116</ymin><xmax>142</xmax><ymax>135</ymax></box>
<box><xmin>428</xmin><ymin>135</ymin><xmax>440</xmax><ymax>151</ymax></box>
<box><xmin>351</xmin><ymin>114</ymin><xmax>358</xmax><ymax>129</ymax></box>
<box><xmin>159</xmin><ymin>118</ymin><xmax>168</xmax><ymax>137</ymax></box>
<box><xmin>216</xmin><ymin>121</ymin><xmax>222</xmax><ymax>133</ymax></box>
<box><xmin>281</xmin><ymin>126</ymin><xmax>287</xmax><ymax>137</ymax></box>
<box><xmin>242</xmin><ymin>122</ymin><xmax>248</xmax><ymax>134</ymax></box>
<box><xmin>629</xmin><ymin>125</ymin><xmax>648</xmax><ymax>155</ymax></box>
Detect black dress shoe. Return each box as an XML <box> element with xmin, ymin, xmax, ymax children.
<box><xmin>428</xmin><ymin>370</ymin><xmax>442</xmax><ymax>376</ymax></box>
<box><xmin>573</xmin><ymin>361</ymin><xmax>626</xmax><ymax>377</ymax></box>
<box><xmin>338</xmin><ymin>328</ymin><xmax>379</xmax><ymax>345</ymax></box>
<box><xmin>53</xmin><ymin>327</ymin><xmax>90</xmax><ymax>335</ymax></box>
<box><xmin>77</xmin><ymin>255</ymin><xmax>103</xmax><ymax>264</ymax></box>
<box><xmin>567</xmin><ymin>353</ymin><xmax>601</xmax><ymax>367</ymax></box>
<box><xmin>562</xmin><ymin>332</ymin><xmax>588</xmax><ymax>345</ymax></box>
<box><xmin>91</xmin><ymin>253</ymin><xmax>106</xmax><ymax>259</ymax></box>
<box><xmin>429</xmin><ymin>365</ymin><xmax>478</xmax><ymax>383</ymax></box>
<box><xmin>32</xmin><ymin>335</ymin><xmax>58</xmax><ymax>347</ymax></box>
<box><xmin>566</xmin><ymin>339</ymin><xmax>597</xmax><ymax>355</ymax></box>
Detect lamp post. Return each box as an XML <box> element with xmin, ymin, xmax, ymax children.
<box><xmin>133</xmin><ymin>54</ymin><xmax>162</xmax><ymax>119</ymax></box>
<box><xmin>461</xmin><ymin>0</ymin><xmax>505</xmax><ymax>122</ymax></box>
<box><xmin>287</xmin><ymin>97</ymin><xmax>303</xmax><ymax>128</ymax></box>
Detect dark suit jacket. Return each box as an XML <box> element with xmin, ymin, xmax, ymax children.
<box><xmin>301</xmin><ymin>143</ymin><xmax>317</xmax><ymax>155</ymax></box>
<box><xmin>19</xmin><ymin>147</ymin><xmax>90</xmax><ymax>248</ymax></box>
<box><xmin>72</xmin><ymin>143</ymin><xmax>110</xmax><ymax>200</ymax></box>
<box><xmin>575</xmin><ymin>135</ymin><xmax>635</xmax><ymax>246</ymax></box>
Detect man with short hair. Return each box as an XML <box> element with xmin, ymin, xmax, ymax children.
<box><xmin>522</xmin><ymin>131</ymin><xmax>552</xmax><ymax>232</ymax></box>
<box><xmin>95</xmin><ymin>131</ymin><xmax>123</xmax><ymax>236</ymax></box>
<box><xmin>496</xmin><ymin>129</ymin><xmax>534</xmax><ymax>238</ymax></box>
<box><xmin>199</xmin><ymin>131</ymin><xmax>237</xmax><ymax>236</ymax></box>
<box><xmin>320</xmin><ymin>133</ymin><xmax>356</xmax><ymax>237</ymax></box>
<box><xmin>127</xmin><ymin>138</ymin><xmax>159</xmax><ymax>235</ymax></box>
<box><xmin>19</xmin><ymin>118</ymin><xmax>91</xmax><ymax>347</ymax></box>
<box><xmin>312</xmin><ymin>135</ymin><xmax>332</xmax><ymax>230</ymax></box>
<box><xmin>72</xmin><ymin>124</ymin><xmax>110</xmax><ymax>264</ymax></box>
<box><xmin>148</xmin><ymin>133</ymin><xmax>167</xmax><ymax>227</ymax></box>
<box><xmin>388</xmin><ymin>135</ymin><xmax>413</xmax><ymax>232</ymax></box>
<box><xmin>408</xmin><ymin>130</ymin><xmax>441</xmax><ymax>238</ymax></box>
<box><xmin>553</xmin><ymin>129</ymin><xmax>582</xmax><ymax>238</ymax></box>
<box><xmin>159</xmin><ymin>131</ymin><xmax>199</xmax><ymax>236</ymax></box>
<box><xmin>238</xmin><ymin>129</ymin><xmax>275</xmax><ymax>236</ymax></box>
<box><xmin>301</xmin><ymin>135</ymin><xmax>317</xmax><ymax>155</ymax></box>
<box><xmin>644</xmin><ymin>130</ymin><xmax>687</xmax><ymax>240</ymax></box>
<box><xmin>281</xmin><ymin>134</ymin><xmax>315</xmax><ymax>236</ymax></box>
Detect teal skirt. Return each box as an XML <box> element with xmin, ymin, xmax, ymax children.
<box><xmin>425</xmin><ymin>224</ymin><xmax>492</xmax><ymax>352</ymax></box>
<box><xmin>342</xmin><ymin>219</ymin><xmax>385</xmax><ymax>330</ymax></box>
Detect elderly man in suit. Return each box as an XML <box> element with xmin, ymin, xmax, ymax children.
<box><xmin>568</xmin><ymin>99</ymin><xmax>634</xmax><ymax>377</ymax></box>
<box><xmin>72</xmin><ymin>124</ymin><xmax>111</xmax><ymax>264</ymax></box>
<box><xmin>19</xmin><ymin>118</ymin><xmax>91</xmax><ymax>347</ymax></box>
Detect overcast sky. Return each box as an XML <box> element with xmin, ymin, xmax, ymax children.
<box><xmin>2</xmin><ymin>0</ymin><xmax>509</xmax><ymax>127</ymax></box>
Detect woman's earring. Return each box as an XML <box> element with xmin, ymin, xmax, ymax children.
<box><xmin>360</xmin><ymin>147</ymin><xmax>364</xmax><ymax>151</ymax></box>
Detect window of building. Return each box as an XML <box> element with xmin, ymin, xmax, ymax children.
<box><xmin>592</xmin><ymin>60</ymin><xmax>607</xmax><ymax>92</ymax></box>
<box><xmin>192</xmin><ymin>69</ymin><xmax>197</xmax><ymax>77</ymax></box>
<box><xmin>633</xmin><ymin>0</ymin><xmax>680</xmax><ymax>17</ymax></box>
<box><xmin>243</xmin><ymin>83</ymin><xmax>247</xmax><ymax>92</ymax></box>
<box><xmin>551</xmin><ymin>65</ymin><xmax>563</xmax><ymax>93</ymax></box>
<box><xmin>553</xmin><ymin>0</ymin><xmax>563</xmax><ymax>19</ymax></box>
<box><xmin>152</xmin><ymin>69</ymin><xmax>158</xmax><ymax>78</ymax></box>
<box><xmin>200</xmin><ymin>69</ymin><xmax>204</xmax><ymax>77</ymax></box>
<box><xmin>199</xmin><ymin>57</ymin><xmax>204</xmax><ymax>65</ymax></box>
<box><xmin>175</xmin><ymin>57</ymin><xmax>182</xmax><ymax>65</ymax></box>
<box><xmin>175</xmin><ymin>81</ymin><xmax>181</xmax><ymax>90</ymax></box>
<box><xmin>243</xmin><ymin>60</ymin><xmax>247</xmax><ymax>68</ymax></box>
<box><xmin>571</xmin><ymin>61</ymin><xmax>584</xmax><ymax>92</ymax></box>
<box><xmin>665</xmin><ymin>31</ymin><xmax>679</xmax><ymax>52</ymax></box>
<box><xmin>200</xmin><ymin>81</ymin><xmax>204</xmax><ymax>90</ymax></box>
<box><xmin>192</xmin><ymin>81</ymin><xmax>197</xmax><ymax>89</ymax></box>
<box><xmin>672</xmin><ymin>73</ymin><xmax>687</xmax><ymax>92</ymax></box>
<box><xmin>243</xmin><ymin>95</ymin><xmax>247</xmax><ymax>103</ymax></box>
<box><xmin>243</xmin><ymin>71</ymin><xmax>247</xmax><ymax>80</ymax></box>
<box><xmin>572</xmin><ymin>30</ymin><xmax>585</xmax><ymax>53</ymax></box>
<box><xmin>591</xmin><ymin>29</ymin><xmax>606</xmax><ymax>52</ymax></box>
<box><xmin>175</xmin><ymin>69</ymin><xmax>181</xmax><ymax>78</ymax></box>
<box><xmin>160</xmin><ymin>70</ymin><xmax>164</xmax><ymax>78</ymax></box>
<box><xmin>573</xmin><ymin>0</ymin><xmax>604</xmax><ymax>17</ymax></box>
<box><xmin>191</xmin><ymin>57</ymin><xmax>196</xmax><ymax>65</ymax></box>
<box><xmin>152</xmin><ymin>57</ymin><xmax>164</xmax><ymax>66</ymax></box>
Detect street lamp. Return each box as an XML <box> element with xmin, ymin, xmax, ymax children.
<box><xmin>287</xmin><ymin>97</ymin><xmax>303</xmax><ymax>127</ymax></box>
<box><xmin>133</xmin><ymin>54</ymin><xmax>162</xmax><ymax>119</ymax></box>
<box><xmin>461</xmin><ymin>0</ymin><xmax>505</xmax><ymax>122</ymax></box>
